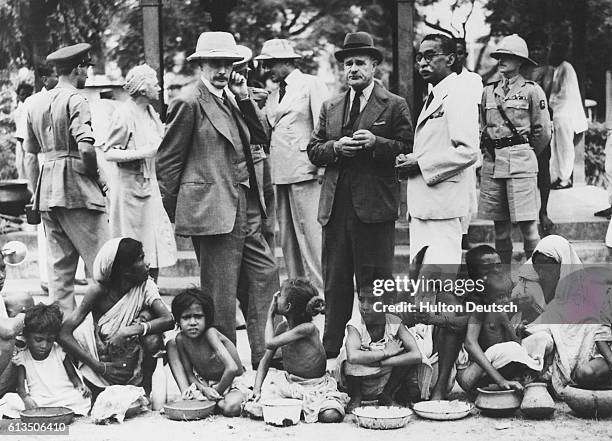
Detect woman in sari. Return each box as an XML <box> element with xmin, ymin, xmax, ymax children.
<box><xmin>516</xmin><ymin>236</ymin><xmax>612</xmax><ymax>393</ymax></box>
<box><xmin>103</xmin><ymin>65</ymin><xmax>177</xmax><ymax>282</ymax></box>
<box><xmin>59</xmin><ymin>237</ymin><xmax>174</xmax><ymax>399</ymax></box>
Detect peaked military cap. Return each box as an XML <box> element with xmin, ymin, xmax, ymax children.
<box><xmin>46</xmin><ymin>43</ymin><xmax>94</xmax><ymax>68</ymax></box>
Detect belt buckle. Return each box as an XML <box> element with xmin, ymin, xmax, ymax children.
<box><xmin>493</xmin><ymin>138</ymin><xmax>502</xmax><ymax>149</ymax></box>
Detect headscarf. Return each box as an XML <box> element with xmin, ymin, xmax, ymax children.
<box><xmin>93</xmin><ymin>238</ymin><xmax>123</xmax><ymax>283</ymax></box>
<box><xmin>123</xmin><ymin>64</ymin><xmax>157</xmax><ymax>96</ymax></box>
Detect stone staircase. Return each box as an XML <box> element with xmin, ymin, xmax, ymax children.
<box><xmin>2</xmin><ymin>184</ymin><xmax>611</xmax><ymax>298</ymax></box>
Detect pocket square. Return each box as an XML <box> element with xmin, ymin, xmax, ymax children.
<box><xmin>430</xmin><ymin>111</ymin><xmax>445</xmax><ymax>119</ymax></box>
<box><xmin>372</xmin><ymin>121</ymin><xmax>386</xmax><ymax>126</ymax></box>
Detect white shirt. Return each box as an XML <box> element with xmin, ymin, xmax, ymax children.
<box><xmin>200</xmin><ymin>75</ymin><xmax>224</xmax><ymax>98</ymax></box>
<box><xmin>349</xmin><ymin>80</ymin><xmax>375</xmax><ymax>112</ymax></box>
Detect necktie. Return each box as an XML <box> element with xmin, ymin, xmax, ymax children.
<box><xmin>347</xmin><ymin>89</ymin><xmax>362</xmax><ymax>128</ymax></box>
<box><xmin>424</xmin><ymin>92</ymin><xmax>434</xmax><ymax>110</ymax></box>
<box><xmin>502</xmin><ymin>79</ymin><xmax>510</xmax><ymax>96</ymax></box>
<box><xmin>278</xmin><ymin>80</ymin><xmax>287</xmax><ymax>103</ymax></box>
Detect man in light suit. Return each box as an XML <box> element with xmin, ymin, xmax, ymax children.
<box><xmin>396</xmin><ymin>33</ymin><xmax>479</xmax><ymax>400</ymax></box>
<box><xmin>156</xmin><ymin>32</ymin><xmax>273</xmax><ymax>366</ymax></box>
<box><xmin>257</xmin><ymin>39</ymin><xmax>328</xmax><ymax>292</ymax></box>
<box><xmin>308</xmin><ymin>32</ymin><xmax>412</xmax><ymax>357</ymax></box>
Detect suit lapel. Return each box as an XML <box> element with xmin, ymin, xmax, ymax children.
<box><xmin>225</xmin><ymin>91</ymin><xmax>250</xmax><ymax>149</ymax></box>
<box><xmin>358</xmin><ymin>83</ymin><xmax>387</xmax><ymax>130</ymax></box>
<box><xmin>328</xmin><ymin>92</ymin><xmax>348</xmax><ymax>140</ymax></box>
<box><xmin>417</xmin><ymin>91</ymin><xmax>446</xmax><ymax>128</ymax></box>
<box><xmin>196</xmin><ymin>81</ymin><xmax>240</xmax><ymax>152</ymax></box>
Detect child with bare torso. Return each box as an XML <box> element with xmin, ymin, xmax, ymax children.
<box><xmin>249</xmin><ymin>278</ymin><xmax>347</xmax><ymax>423</ymax></box>
<box><xmin>169</xmin><ymin>288</ymin><xmax>247</xmax><ymax>417</ymax></box>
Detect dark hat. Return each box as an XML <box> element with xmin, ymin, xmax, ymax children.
<box><xmin>334</xmin><ymin>32</ymin><xmax>383</xmax><ymax>63</ymax></box>
<box><xmin>46</xmin><ymin>43</ymin><xmax>94</xmax><ymax>68</ymax></box>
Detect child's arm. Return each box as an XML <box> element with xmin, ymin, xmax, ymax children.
<box><xmin>380</xmin><ymin>325</ymin><xmax>423</xmax><ymax>368</ymax></box>
<box><xmin>464</xmin><ymin>313</ymin><xmax>522</xmax><ymax>391</ymax></box>
<box><xmin>265</xmin><ymin>322</ymin><xmax>317</xmax><ymax>350</ymax></box>
<box><xmin>596</xmin><ymin>341</ymin><xmax>612</xmax><ymax>372</ymax></box>
<box><xmin>345</xmin><ymin>326</ymin><xmax>400</xmax><ymax>365</ymax></box>
<box><xmin>15</xmin><ymin>364</ymin><xmax>37</xmax><ymax>410</ymax></box>
<box><xmin>175</xmin><ymin>334</ymin><xmax>221</xmax><ymax>401</ymax></box>
<box><xmin>252</xmin><ymin>349</ymin><xmax>274</xmax><ymax>400</ymax></box>
<box><xmin>62</xmin><ymin>355</ymin><xmax>91</xmax><ymax>398</ymax></box>
<box><xmin>206</xmin><ymin>328</ymin><xmax>240</xmax><ymax>396</ymax></box>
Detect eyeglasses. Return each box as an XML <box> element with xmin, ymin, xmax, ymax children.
<box><xmin>415</xmin><ymin>52</ymin><xmax>449</xmax><ymax>64</ymax></box>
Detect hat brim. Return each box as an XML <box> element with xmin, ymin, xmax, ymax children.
<box><xmin>233</xmin><ymin>46</ymin><xmax>253</xmax><ymax>69</ymax></box>
<box><xmin>186</xmin><ymin>51</ymin><xmax>243</xmax><ymax>62</ymax></box>
<box><xmin>254</xmin><ymin>53</ymin><xmax>301</xmax><ymax>61</ymax></box>
<box><xmin>334</xmin><ymin>47</ymin><xmax>383</xmax><ymax>63</ymax></box>
<box><xmin>491</xmin><ymin>50</ymin><xmax>537</xmax><ymax>66</ymax></box>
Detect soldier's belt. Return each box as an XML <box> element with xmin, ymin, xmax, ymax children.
<box><xmin>482</xmin><ymin>135</ymin><xmax>528</xmax><ymax>150</ymax></box>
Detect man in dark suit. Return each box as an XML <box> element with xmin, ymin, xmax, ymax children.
<box><xmin>308</xmin><ymin>32</ymin><xmax>413</xmax><ymax>357</ymax></box>
<box><xmin>156</xmin><ymin>32</ymin><xmax>273</xmax><ymax>366</ymax></box>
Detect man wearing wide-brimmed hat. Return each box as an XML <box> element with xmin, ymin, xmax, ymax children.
<box><xmin>307</xmin><ymin>31</ymin><xmax>412</xmax><ymax>358</ymax></box>
<box><xmin>479</xmin><ymin>33</ymin><xmax>551</xmax><ymax>265</ymax></box>
<box><xmin>23</xmin><ymin>43</ymin><xmax>110</xmax><ymax>315</ymax></box>
<box><xmin>156</xmin><ymin>32</ymin><xmax>273</xmax><ymax>368</ymax></box>
<box><xmin>256</xmin><ymin>39</ymin><xmax>328</xmax><ymax>293</ymax></box>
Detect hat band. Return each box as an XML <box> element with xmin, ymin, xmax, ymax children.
<box><xmin>343</xmin><ymin>42</ymin><xmax>374</xmax><ymax>49</ymax></box>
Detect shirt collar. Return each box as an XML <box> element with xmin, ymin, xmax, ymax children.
<box><xmin>430</xmin><ymin>72</ymin><xmax>457</xmax><ymax>98</ymax></box>
<box><xmin>201</xmin><ymin>76</ymin><xmax>224</xmax><ymax>98</ymax></box>
<box><xmin>350</xmin><ymin>80</ymin><xmax>375</xmax><ymax>102</ymax></box>
<box><xmin>283</xmin><ymin>68</ymin><xmax>302</xmax><ymax>85</ymax></box>
<box><xmin>504</xmin><ymin>74</ymin><xmax>522</xmax><ymax>87</ymax></box>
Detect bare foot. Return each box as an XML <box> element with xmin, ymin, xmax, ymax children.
<box><xmin>378</xmin><ymin>393</ymin><xmax>399</xmax><ymax>407</ymax></box>
<box><xmin>430</xmin><ymin>388</ymin><xmax>446</xmax><ymax>401</ymax></box>
<box><xmin>346</xmin><ymin>397</ymin><xmax>362</xmax><ymax>414</ymax></box>
<box><xmin>539</xmin><ymin>213</ymin><xmax>554</xmax><ymax>237</ymax></box>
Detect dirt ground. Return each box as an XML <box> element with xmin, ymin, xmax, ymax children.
<box><xmin>10</xmin><ymin>400</ymin><xmax>611</xmax><ymax>441</ymax></box>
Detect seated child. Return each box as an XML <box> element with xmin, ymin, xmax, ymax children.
<box><xmin>247</xmin><ymin>278</ymin><xmax>347</xmax><ymax>423</ymax></box>
<box><xmin>168</xmin><ymin>288</ymin><xmax>248</xmax><ymax>417</ymax></box>
<box><xmin>456</xmin><ymin>271</ymin><xmax>542</xmax><ymax>393</ymax></box>
<box><xmin>3</xmin><ymin>303</ymin><xmax>91</xmax><ymax>417</ymax></box>
<box><xmin>335</xmin><ymin>286</ymin><xmax>422</xmax><ymax>413</ymax></box>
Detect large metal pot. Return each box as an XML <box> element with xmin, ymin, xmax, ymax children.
<box><xmin>0</xmin><ymin>180</ymin><xmax>31</xmax><ymax>216</ymax></box>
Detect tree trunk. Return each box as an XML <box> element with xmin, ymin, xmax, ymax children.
<box><xmin>570</xmin><ymin>0</ymin><xmax>587</xmax><ymax>100</ymax></box>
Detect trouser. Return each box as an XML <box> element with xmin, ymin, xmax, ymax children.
<box><xmin>260</xmin><ymin>159</ymin><xmax>276</xmax><ymax>251</ymax></box>
<box><xmin>604</xmin><ymin>131</ymin><xmax>612</xmax><ymax>205</ymax></box>
<box><xmin>236</xmin><ymin>185</ymin><xmax>280</xmax><ymax>365</ymax></box>
<box><xmin>37</xmin><ymin>223</ymin><xmax>86</xmax><ymax>284</ymax></box>
<box><xmin>276</xmin><ymin>180</ymin><xmax>323</xmax><ymax>292</ymax></box>
<box><xmin>550</xmin><ymin>116</ymin><xmax>581</xmax><ymax>183</ymax></box>
<box><xmin>322</xmin><ymin>176</ymin><xmax>395</xmax><ymax>355</ymax></box>
<box><xmin>460</xmin><ymin>165</ymin><xmax>478</xmax><ymax>235</ymax></box>
<box><xmin>41</xmin><ymin>207</ymin><xmax>110</xmax><ymax>316</ymax></box>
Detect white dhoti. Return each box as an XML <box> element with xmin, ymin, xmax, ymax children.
<box><xmin>409</xmin><ymin>217</ymin><xmax>462</xmax><ymax>272</ymax></box>
<box><xmin>550</xmin><ymin>115</ymin><xmax>579</xmax><ymax>183</ymax></box>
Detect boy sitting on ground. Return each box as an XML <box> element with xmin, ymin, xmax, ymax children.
<box><xmin>335</xmin><ymin>285</ymin><xmax>422</xmax><ymax>412</ymax></box>
<box><xmin>456</xmin><ymin>271</ymin><xmax>542</xmax><ymax>393</ymax></box>
<box><xmin>168</xmin><ymin>288</ymin><xmax>248</xmax><ymax>417</ymax></box>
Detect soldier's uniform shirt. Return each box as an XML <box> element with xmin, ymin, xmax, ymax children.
<box><xmin>479</xmin><ymin>74</ymin><xmax>552</xmax><ymax>222</ymax></box>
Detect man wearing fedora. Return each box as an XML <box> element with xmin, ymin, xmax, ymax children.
<box><xmin>257</xmin><ymin>39</ymin><xmax>329</xmax><ymax>293</ymax></box>
<box><xmin>23</xmin><ymin>43</ymin><xmax>109</xmax><ymax>315</ymax></box>
<box><xmin>156</xmin><ymin>32</ymin><xmax>273</xmax><ymax>367</ymax></box>
<box><xmin>308</xmin><ymin>31</ymin><xmax>412</xmax><ymax>357</ymax></box>
<box><xmin>478</xmin><ymin>34</ymin><xmax>551</xmax><ymax>264</ymax></box>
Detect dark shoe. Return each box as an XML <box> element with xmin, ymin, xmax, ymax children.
<box><xmin>594</xmin><ymin>206</ymin><xmax>612</xmax><ymax>219</ymax></box>
<box><xmin>40</xmin><ymin>282</ymin><xmax>49</xmax><ymax>293</ymax></box>
<box><xmin>74</xmin><ymin>278</ymin><xmax>88</xmax><ymax>286</ymax></box>
<box><xmin>551</xmin><ymin>178</ymin><xmax>572</xmax><ymax>190</ymax></box>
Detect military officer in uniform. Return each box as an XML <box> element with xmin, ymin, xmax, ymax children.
<box><xmin>23</xmin><ymin>43</ymin><xmax>110</xmax><ymax>315</ymax></box>
<box><xmin>479</xmin><ymin>34</ymin><xmax>552</xmax><ymax>264</ymax></box>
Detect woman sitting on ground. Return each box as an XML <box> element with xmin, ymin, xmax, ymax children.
<box><xmin>59</xmin><ymin>237</ymin><xmax>174</xmax><ymax>400</ymax></box>
<box><xmin>518</xmin><ymin>236</ymin><xmax>612</xmax><ymax>393</ymax></box>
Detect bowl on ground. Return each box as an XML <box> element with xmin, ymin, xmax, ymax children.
<box><xmin>19</xmin><ymin>407</ymin><xmax>75</xmax><ymax>425</ymax></box>
<box><xmin>260</xmin><ymin>398</ymin><xmax>302</xmax><ymax>426</ymax></box>
<box><xmin>413</xmin><ymin>400</ymin><xmax>472</xmax><ymax>421</ymax></box>
<box><xmin>475</xmin><ymin>386</ymin><xmax>522</xmax><ymax>417</ymax></box>
<box><xmin>352</xmin><ymin>406</ymin><xmax>413</xmax><ymax>429</ymax></box>
<box><xmin>562</xmin><ymin>386</ymin><xmax>612</xmax><ymax>419</ymax></box>
<box><xmin>163</xmin><ymin>399</ymin><xmax>216</xmax><ymax>421</ymax></box>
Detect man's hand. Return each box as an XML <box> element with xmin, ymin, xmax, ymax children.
<box><xmin>334</xmin><ymin>137</ymin><xmax>364</xmax><ymax>158</ymax></box>
<box><xmin>78</xmin><ymin>383</ymin><xmax>92</xmax><ymax>398</ymax></box>
<box><xmin>395</xmin><ymin>153</ymin><xmax>420</xmax><ymax>176</ymax></box>
<box><xmin>23</xmin><ymin>395</ymin><xmax>38</xmax><ymax>410</ymax></box>
<box><xmin>229</xmin><ymin>72</ymin><xmax>249</xmax><ymax>101</ymax></box>
<box><xmin>196</xmin><ymin>383</ymin><xmax>222</xmax><ymax>401</ymax></box>
<box><xmin>268</xmin><ymin>291</ymin><xmax>279</xmax><ymax>318</ymax></box>
<box><xmin>96</xmin><ymin>175</ymin><xmax>108</xmax><ymax>196</ymax></box>
<box><xmin>352</xmin><ymin>129</ymin><xmax>376</xmax><ymax>151</ymax></box>
<box><xmin>498</xmin><ymin>379</ymin><xmax>524</xmax><ymax>391</ymax></box>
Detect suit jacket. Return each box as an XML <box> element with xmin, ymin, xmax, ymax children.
<box><xmin>265</xmin><ymin>69</ymin><xmax>328</xmax><ymax>184</ymax></box>
<box><xmin>307</xmin><ymin>83</ymin><xmax>412</xmax><ymax>226</ymax></box>
<box><xmin>407</xmin><ymin>73</ymin><xmax>479</xmax><ymax>220</ymax></box>
<box><xmin>156</xmin><ymin>80</ymin><xmax>263</xmax><ymax>236</ymax></box>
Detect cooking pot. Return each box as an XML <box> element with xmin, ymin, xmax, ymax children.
<box><xmin>0</xmin><ymin>180</ymin><xmax>31</xmax><ymax>216</ymax></box>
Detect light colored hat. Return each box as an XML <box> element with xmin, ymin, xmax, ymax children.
<box><xmin>490</xmin><ymin>34</ymin><xmax>537</xmax><ymax>66</ymax></box>
<box><xmin>233</xmin><ymin>45</ymin><xmax>254</xmax><ymax>71</ymax></box>
<box><xmin>84</xmin><ymin>74</ymin><xmax>124</xmax><ymax>88</ymax></box>
<box><xmin>187</xmin><ymin>32</ymin><xmax>244</xmax><ymax>62</ymax></box>
<box><xmin>124</xmin><ymin>64</ymin><xmax>158</xmax><ymax>95</ymax></box>
<box><xmin>255</xmin><ymin>39</ymin><xmax>301</xmax><ymax>60</ymax></box>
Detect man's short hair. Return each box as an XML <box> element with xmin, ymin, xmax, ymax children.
<box><xmin>421</xmin><ymin>34</ymin><xmax>457</xmax><ymax>56</ymax></box>
<box><xmin>37</xmin><ymin>64</ymin><xmax>55</xmax><ymax>78</ymax></box>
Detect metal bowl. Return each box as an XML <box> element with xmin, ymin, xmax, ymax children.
<box><xmin>475</xmin><ymin>386</ymin><xmax>522</xmax><ymax>417</ymax></box>
<box><xmin>20</xmin><ymin>407</ymin><xmax>75</xmax><ymax>425</ymax></box>
<box><xmin>163</xmin><ymin>399</ymin><xmax>216</xmax><ymax>421</ymax></box>
<box><xmin>413</xmin><ymin>400</ymin><xmax>473</xmax><ymax>421</ymax></box>
<box><xmin>0</xmin><ymin>180</ymin><xmax>31</xmax><ymax>216</ymax></box>
<box><xmin>352</xmin><ymin>406</ymin><xmax>413</xmax><ymax>430</ymax></box>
